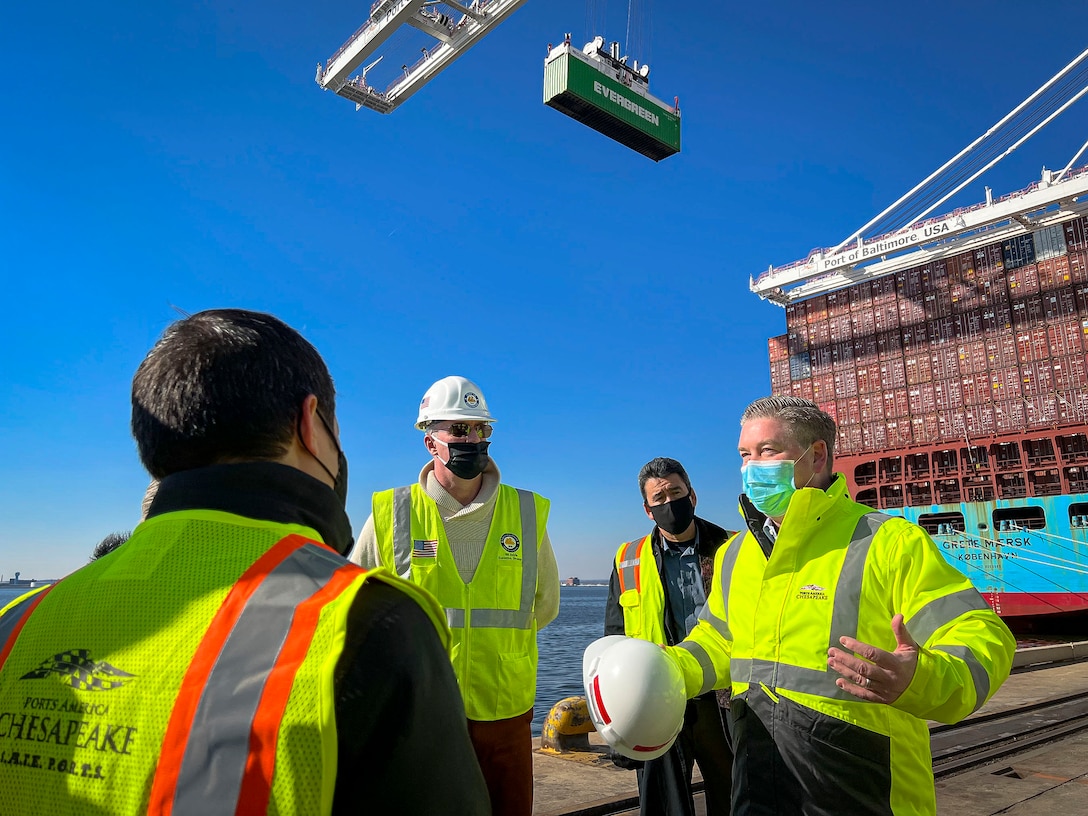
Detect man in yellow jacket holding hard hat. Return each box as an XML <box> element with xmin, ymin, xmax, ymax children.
<box><xmin>667</xmin><ymin>395</ymin><xmax>1016</xmax><ymax>815</ymax></box>
<box><xmin>0</xmin><ymin>310</ymin><xmax>489</xmax><ymax>815</ymax></box>
<box><xmin>350</xmin><ymin>375</ymin><xmax>560</xmax><ymax>816</ymax></box>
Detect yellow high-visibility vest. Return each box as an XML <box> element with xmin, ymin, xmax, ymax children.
<box><xmin>612</xmin><ymin>535</ymin><xmax>667</xmax><ymax>644</ymax></box>
<box><xmin>0</xmin><ymin>510</ymin><xmax>446</xmax><ymax>815</ymax></box>
<box><xmin>372</xmin><ymin>483</ymin><xmax>549</xmax><ymax>721</ymax></box>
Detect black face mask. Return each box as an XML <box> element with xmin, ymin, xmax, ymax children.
<box><xmin>331</xmin><ymin>447</ymin><xmax>348</xmax><ymax>506</ymax></box>
<box><xmin>649</xmin><ymin>494</ymin><xmax>695</xmax><ymax>536</ymax></box>
<box><xmin>300</xmin><ymin>409</ymin><xmax>349</xmax><ymax>508</ymax></box>
<box><xmin>439</xmin><ymin>439</ymin><xmax>490</xmax><ymax>480</ymax></box>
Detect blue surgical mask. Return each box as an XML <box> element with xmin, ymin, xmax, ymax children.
<box><xmin>740</xmin><ymin>445</ymin><xmax>813</xmax><ymax>518</ymax></box>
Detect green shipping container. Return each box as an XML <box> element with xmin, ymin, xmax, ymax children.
<box><xmin>543</xmin><ymin>51</ymin><xmax>681</xmax><ymax>161</ymax></box>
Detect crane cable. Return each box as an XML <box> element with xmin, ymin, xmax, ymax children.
<box><xmin>625</xmin><ymin>0</ymin><xmax>650</xmax><ymax>65</ymax></box>
<box><xmin>584</xmin><ymin>0</ymin><xmax>651</xmax><ymax>64</ymax></box>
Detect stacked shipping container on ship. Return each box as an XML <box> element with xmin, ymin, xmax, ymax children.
<box><xmin>768</xmin><ymin>214</ymin><xmax>1088</xmax><ymax>625</ymax></box>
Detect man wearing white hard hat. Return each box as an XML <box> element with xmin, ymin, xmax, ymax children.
<box><xmin>350</xmin><ymin>375</ymin><xmax>560</xmax><ymax>816</ymax></box>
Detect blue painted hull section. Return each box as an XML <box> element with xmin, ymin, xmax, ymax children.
<box><xmin>889</xmin><ymin>493</ymin><xmax>1088</xmax><ymax>619</ymax></box>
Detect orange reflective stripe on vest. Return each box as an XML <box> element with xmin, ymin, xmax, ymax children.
<box><xmin>616</xmin><ymin>537</ymin><xmax>648</xmax><ymax>594</ymax></box>
<box><xmin>149</xmin><ymin>534</ymin><xmax>359</xmax><ymax>816</ymax></box>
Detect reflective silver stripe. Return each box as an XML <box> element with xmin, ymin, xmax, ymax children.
<box><xmin>391</xmin><ymin>486</ymin><xmax>414</xmax><ymax>578</ymax></box>
<box><xmin>515</xmin><ymin>489</ymin><xmax>538</xmax><ymax>620</ymax></box>
<box><xmin>444</xmin><ymin>489</ymin><xmax>540</xmax><ymax>632</ymax></box>
<box><xmin>677</xmin><ymin>641</ymin><xmax>717</xmax><ymax>696</ymax></box>
<box><xmin>0</xmin><ymin>589</ymin><xmax>47</xmax><ymax>654</ymax></box>
<box><xmin>730</xmin><ymin>657</ymin><xmax>752</xmax><ymax>687</ymax></box>
<box><xmin>729</xmin><ymin>514</ymin><xmax>888</xmax><ymax>701</ymax></box>
<box><xmin>618</xmin><ymin>539</ymin><xmax>641</xmax><ymax>591</ymax></box>
<box><xmin>698</xmin><ymin>601</ymin><xmax>731</xmax><ymax>641</ymax></box>
<box><xmin>934</xmin><ymin>644</ymin><xmax>991</xmax><ymax>713</ymax></box>
<box><xmin>172</xmin><ymin>542</ymin><xmax>348</xmax><ymax>813</ymax></box>
<box><xmin>715</xmin><ymin>535</ymin><xmax>745</xmax><ymax>610</ymax></box>
<box><xmin>909</xmin><ymin>588</ymin><xmax>993</xmax><ymax>646</ymax></box>
<box><xmin>468</xmin><ymin>609</ymin><xmax>533</xmax><ymax>628</ymax></box>
<box><xmin>828</xmin><ymin>513</ymin><xmax>889</xmax><ymax>651</ymax></box>
<box><xmin>747</xmin><ymin>658</ymin><xmax>855</xmax><ymax>701</ymax></box>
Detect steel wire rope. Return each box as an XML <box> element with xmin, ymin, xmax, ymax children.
<box><xmin>378</xmin><ymin>23</ymin><xmax>439</xmax><ymax>94</ymax></box>
<box><xmin>361</xmin><ymin>2</ymin><xmax>424</xmax><ymax>90</ymax></box>
<box><xmin>833</xmin><ymin>48</ymin><xmax>1088</xmax><ymax>252</ymax></box>
<box><xmin>630</xmin><ymin>0</ymin><xmax>651</xmax><ymax>66</ymax></box>
<box><xmin>1005</xmin><ymin>523</ymin><xmax>1088</xmax><ymax>566</ymax></box>
<box><xmin>585</xmin><ymin>0</ymin><xmax>606</xmax><ymax>46</ymax></box>
<box><xmin>861</xmin><ymin>62</ymin><xmax>1088</xmax><ymax>239</ymax></box>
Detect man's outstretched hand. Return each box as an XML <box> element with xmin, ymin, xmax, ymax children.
<box><xmin>827</xmin><ymin>614</ymin><xmax>919</xmax><ymax>703</ymax></box>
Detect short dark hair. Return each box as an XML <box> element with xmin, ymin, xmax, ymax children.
<box><xmin>740</xmin><ymin>396</ymin><xmax>836</xmax><ymax>460</ymax></box>
<box><xmin>131</xmin><ymin>309</ymin><xmax>336</xmax><ymax>478</ymax></box>
<box><xmin>638</xmin><ymin>457</ymin><xmax>692</xmax><ymax>503</ymax></box>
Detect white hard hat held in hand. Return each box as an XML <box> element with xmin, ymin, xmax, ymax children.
<box><xmin>416</xmin><ymin>375</ymin><xmax>496</xmax><ymax>429</ymax></box>
<box><xmin>582</xmin><ymin>636</ymin><xmax>686</xmax><ymax>761</ymax></box>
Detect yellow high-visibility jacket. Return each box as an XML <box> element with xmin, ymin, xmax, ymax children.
<box><xmin>671</xmin><ymin>475</ymin><xmax>1015</xmax><ymax>814</ymax></box>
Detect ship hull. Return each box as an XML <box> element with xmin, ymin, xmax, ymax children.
<box><xmin>889</xmin><ymin>494</ymin><xmax>1088</xmax><ymax>631</ymax></box>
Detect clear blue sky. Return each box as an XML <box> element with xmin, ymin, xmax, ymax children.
<box><xmin>3</xmin><ymin>1</ymin><xmax>1087</xmax><ymax>581</ymax></box>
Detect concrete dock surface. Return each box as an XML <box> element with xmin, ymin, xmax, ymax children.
<box><xmin>532</xmin><ymin>646</ymin><xmax>1088</xmax><ymax>815</ymax></box>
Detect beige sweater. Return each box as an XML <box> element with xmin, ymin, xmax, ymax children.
<box><xmin>349</xmin><ymin>460</ymin><xmax>560</xmax><ymax>629</ymax></box>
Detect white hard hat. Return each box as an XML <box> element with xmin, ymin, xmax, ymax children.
<box><xmin>415</xmin><ymin>375</ymin><xmax>496</xmax><ymax>430</ymax></box>
<box><xmin>582</xmin><ymin>636</ymin><xmax>686</xmax><ymax>761</ymax></box>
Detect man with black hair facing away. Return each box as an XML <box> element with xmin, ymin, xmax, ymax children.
<box><xmin>0</xmin><ymin>308</ymin><xmax>489</xmax><ymax>815</ymax></box>
<box><xmin>605</xmin><ymin>457</ymin><xmax>735</xmax><ymax>816</ymax></box>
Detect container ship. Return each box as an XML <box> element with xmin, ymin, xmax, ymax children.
<box><xmin>754</xmin><ymin>167</ymin><xmax>1088</xmax><ymax>632</ymax></box>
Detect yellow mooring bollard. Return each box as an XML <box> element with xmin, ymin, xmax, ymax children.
<box><xmin>540</xmin><ymin>696</ymin><xmax>596</xmax><ymax>753</ymax></box>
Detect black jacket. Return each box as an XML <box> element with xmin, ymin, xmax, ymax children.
<box><xmin>604</xmin><ymin>515</ymin><xmax>736</xmax><ymax>646</ymax></box>
<box><xmin>145</xmin><ymin>463</ymin><xmax>491</xmax><ymax>815</ymax></box>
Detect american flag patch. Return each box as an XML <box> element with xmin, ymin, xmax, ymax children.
<box><xmin>413</xmin><ymin>539</ymin><xmax>438</xmax><ymax>558</ymax></box>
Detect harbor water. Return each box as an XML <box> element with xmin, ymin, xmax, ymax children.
<box><xmin>533</xmin><ymin>584</ymin><xmax>609</xmax><ymax>736</ymax></box>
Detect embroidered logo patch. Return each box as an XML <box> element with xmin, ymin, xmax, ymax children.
<box><xmin>463</xmin><ymin>392</ymin><xmax>480</xmax><ymax>409</ymax></box>
<box><xmin>20</xmin><ymin>650</ymin><xmax>135</xmax><ymax>691</ymax></box>
<box><xmin>796</xmin><ymin>584</ymin><xmax>828</xmax><ymax>601</ymax></box>
<box><xmin>500</xmin><ymin>533</ymin><xmax>520</xmax><ymax>553</ymax></box>
<box><xmin>413</xmin><ymin>539</ymin><xmax>438</xmax><ymax>558</ymax></box>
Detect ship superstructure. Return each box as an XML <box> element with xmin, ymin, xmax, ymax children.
<box><xmin>755</xmin><ymin>48</ymin><xmax>1088</xmax><ymax>628</ymax></box>
<box><xmin>765</xmin><ymin>199</ymin><xmax>1088</xmax><ymax>624</ymax></box>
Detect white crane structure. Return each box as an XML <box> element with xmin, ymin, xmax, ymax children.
<box><xmin>316</xmin><ymin>0</ymin><xmax>529</xmax><ymax>113</ymax></box>
<box><xmin>752</xmin><ymin>46</ymin><xmax>1088</xmax><ymax>305</ymax></box>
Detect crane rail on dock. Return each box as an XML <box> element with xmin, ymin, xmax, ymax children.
<box><xmin>932</xmin><ymin>688</ymin><xmax>1088</xmax><ymax>778</ymax></box>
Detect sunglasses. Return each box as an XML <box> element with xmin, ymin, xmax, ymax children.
<box><xmin>433</xmin><ymin>422</ymin><xmax>493</xmax><ymax>440</ymax></box>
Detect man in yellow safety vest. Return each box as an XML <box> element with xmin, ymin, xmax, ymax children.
<box><xmin>350</xmin><ymin>375</ymin><xmax>560</xmax><ymax>816</ymax></box>
<box><xmin>0</xmin><ymin>309</ymin><xmax>489</xmax><ymax>815</ymax></box>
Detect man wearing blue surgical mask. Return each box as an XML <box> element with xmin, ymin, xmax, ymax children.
<box><xmin>605</xmin><ymin>458</ymin><xmax>735</xmax><ymax>816</ymax></box>
<box><xmin>663</xmin><ymin>396</ymin><xmax>1015</xmax><ymax>815</ymax></box>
